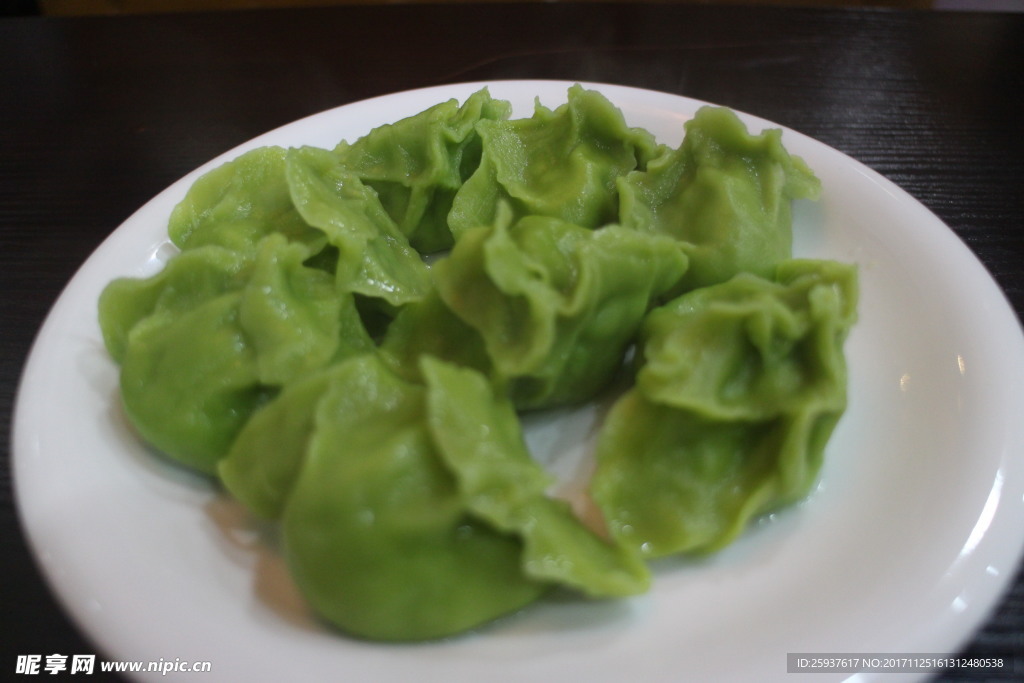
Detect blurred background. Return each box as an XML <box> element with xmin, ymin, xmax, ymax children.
<box><xmin>3</xmin><ymin>0</ymin><xmax>1022</xmax><ymax>17</ymax></box>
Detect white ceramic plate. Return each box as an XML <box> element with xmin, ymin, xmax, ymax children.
<box><xmin>14</xmin><ymin>81</ymin><xmax>1024</xmax><ymax>682</ymax></box>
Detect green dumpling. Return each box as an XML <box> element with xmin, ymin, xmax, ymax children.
<box><xmin>592</xmin><ymin>259</ymin><xmax>858</xmax><ymax>557</ymax></box>
<box><xmin>421</xmin><ymin>357</ymin><xmax>649</xmax><ymax>598</ymax></box>
<box><xmin>430</xmin><ymin>211</ymin><xmax>688</xmax><ymax>409</ymax></box>
<box><xmin>448</xmin><ymin>84</ymin><xmax>659</xmax><ymax>238</ymax></box>
<box><xmin>285</xmin><ymin>145</ymin><xmax>431</xmax><ymax>308</ymax></box>
<box><xmin>101</xmin><ymin>235</ymin><xmax>371</xmax><ymax>475</ymax></box>
<box><xmin>618</xmin><ymin>106</ymin><xmax>821</xmax><ymax>290</ymax></box>
<box><xmin>118</xmin><ymin>290</ymin><xmax>268</xmax><ymax>475</ymax></box>
<box><xmin>281</xmin><ymin>354</ymin><xmax>547</xmax><ymax>641</ymax></box>
<box><xmin>335</xmin><ymin>87</ymin><xmax>512</xmax><ymax>252</ymax></box>
<box><xmin>98</xmin><ymin>244</ymin><xmax>251</xmax><ymax>364</ymax></box>
<box><xmin>168</xmin><ymin>146</ymin><xmax>326</xmax><ymax>257</ymax></box>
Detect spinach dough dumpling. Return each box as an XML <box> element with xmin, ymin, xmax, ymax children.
<box><xmin>592</xmin><ymin>259</ymin><xmax>858</xmax><ymax>557</ymax></box>
<box><xmin>278</xmin><ymin>355</ymin><xmax>646</xmax><ymax>641</ymax></box>
<box><xmin>384</xmin><ymin>211</ymin><xmax>688</xmax><ymax>410</ymax></box>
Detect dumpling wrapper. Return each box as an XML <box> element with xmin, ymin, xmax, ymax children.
<box><xmin>421</xmin><ymin>356</ymin><xmax>650</xmax><ymax>598</ymax></box>
<box><xmin>399</xmin><ymin>211</ymin><xmax>688</xmax><ymax>410</ymax></box>
<box><xmin>285</xmin><ymin>145</ymin><xmax>431</xmax><ymax>308</ymax></box>
<box><xmin>618</xmin><ymin>106</ymin><xmax>821</xmax><ymax>291</ymax></box>
<box><xmin>280</xmin><ymin>354</ymin><xmax>548</xmax><ymax>641</ymax></box>
<box><xmin>102</xmin><ymin>235</ymin><xmax>371</xmax><ymax>474</ymax></box>
<box><xmin>448</xmin><ymin>84</ymin><xmax>659</xmax><ymax>238</ymax></box>
<box><xmin>335</xmin><ymin>87</ymin><xmax>511</xmax><ymax>252</ymax></box>
<box><xmin>168</xmin><ymin>146</ymin><xmax>325</xmax><ymax>257</ymax></box>
<box><xmin>592</xmin><ymin>259</ymin><xmax>857</xmax><ymax>557</ymax></box>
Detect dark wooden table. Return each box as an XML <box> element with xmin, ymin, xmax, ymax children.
<box><xmin>2</xmin><ymin>4</ymin><xmax>1022</xmax><ymax>680</ymax></box>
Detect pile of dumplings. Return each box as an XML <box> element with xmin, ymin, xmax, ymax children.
<box><xmin>98</xmin><ymin>85</ymin><xmax>857</xmax><ymax>641</ymax></box>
